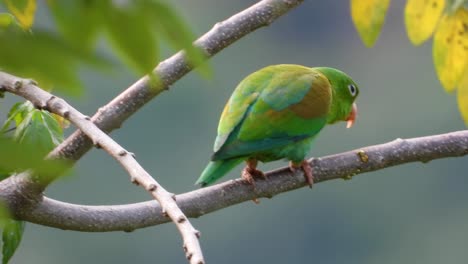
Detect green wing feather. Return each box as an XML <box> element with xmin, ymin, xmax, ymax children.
<box><xmin>212</xmin><ymin>64</ymin><xmax>332</xmax><ymax>161</ymax></box>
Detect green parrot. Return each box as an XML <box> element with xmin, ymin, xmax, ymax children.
<box><xmin>196</xmin><ymin>64</ymin><xmax>359</xmax><ymax>187</ymax></box>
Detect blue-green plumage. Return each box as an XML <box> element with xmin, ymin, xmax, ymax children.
<box><xmin>196</xmin><ymin>159</ymin><xmax>244</xmax><ymax>186</ymax></box>
<box><xmin>196</xmin><ymin>64</ymin><xmax>359</xmax><ymax>187</ymax></box>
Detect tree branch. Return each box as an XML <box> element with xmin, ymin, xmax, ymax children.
<box><xmin>0</xmin><ymin>72</ymin><xmax>205</xmax><ymax>264</ymax></box>
<box><xmin>9</xmin><ymin>130</ymin><xmax>468</xmax><ymax>232</ymax></box>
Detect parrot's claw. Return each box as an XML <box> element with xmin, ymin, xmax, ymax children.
<box><xmin>241</xmin><ymin>168</ymin><xmax>263</xmax><ymax>204</ymax></box>
<box><xmin>241</xmin><ymin>158</ymin><xmax>267</xmax><ymax>187</ymax></box>
<box><xmin>241</xmin><ymin>167</ymin><xmax>256</xmax><ymax>186</ymax></box>
<box><xmin>241</xmin><ymin>159</ymin><xmax>266</xmax><ymax>204</ymax></box>
<box><xmin>289</xmin><ymin>160</ymin><xmax>314</xmax><ymax>188</ymax></box>
<box><xmin>241</xmin><ymin>166</ymin><xmax>266</xmax><ymax>186</ymax></box>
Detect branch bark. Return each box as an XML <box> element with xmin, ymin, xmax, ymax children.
<box><xmin>7</xmin><ymin>130</ymin><xmax>468</xmax><ymax>232</ymax></box>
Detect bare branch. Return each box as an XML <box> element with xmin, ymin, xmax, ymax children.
<box><xmin>8</xmin><ymin>130</ymin><xmax>467</xmax><ymax>232</ymax></box>
<box><xmin>0</xmin><ymin>72</ymin><xmax>204</xmax><ymax>264</ymax></box>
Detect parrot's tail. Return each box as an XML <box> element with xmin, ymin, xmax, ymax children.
<box><xmin>196</xmin><ymin>158</ymin><xmax>244</xmax><ymax>187</ymax></box>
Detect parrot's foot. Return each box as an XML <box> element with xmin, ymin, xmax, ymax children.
<box><xmin>241</xmin><ymin>159</ymin><xmax>266</xmax><ymax>204</ymax></box>
<box><xmin>289</xmin><ymin>160</ymin><xmax>314</xmax><ymax>188</ymax></box>
<box><xmin>241</xmin><ymin>158</ymin><xmax>266</xmax><ymax>186</ymax></box>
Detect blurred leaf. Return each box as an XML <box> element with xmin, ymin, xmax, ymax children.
<box><xmin>47</xmin><ymin>0</ymin><xmax>102</xmax><ymax>51</ymax></box>
<box><xmin>0</xmin><ymin>204</ymin><xmax>10</xmax><ymax>227</ymax></box>
<box><xmin>0</xmin><ymin>172</ymin><xmax>8</xmax><ymax>181</ymax></box>
<box><xmin>1</xmin><ymin>220</ymin><xmax>24</xmax><ymax>264</ymax></box>
<box><xmin>433</xmin><ymin>8</ymin><xmax>468</xmax><ymax>92</ymax></box>
<box><xmin>0</xmin><ymin>31</ymin><xmax>90</xmax><ymax>95</ymax></box>
<box><xmin>4</xmin><ymin>0</ymin><xmax>36</xmax><ymax>30</ymax></box>
<box><xmin>0</xmin><ymin>13</ymin><xmax>14</xmax><ymax>28</ymax></box>
<box><xmin>405</xmin><ymin>0</ymin><xmax>445</xmax><ymax>45</ymax></box>
<box><xmin>447</xmin><ymin>0</ymin><xmax>467</xmax><ymax>13</ymax></box>
<box><xmin>102</xmin><ymin>1</ymin><xmax>158</xmax><ymax>75</ymax></box>
<box><xmin>458</xmin><ymin>72</ymin><xmax>468</xmax><ymax>126</ymax></box>
<box><xmin>351</xmin><ymin>0</ymin><xmax>390</xmax><ymax>47</ymax></box>
<box><xmin>144</xmin><ymin>1</ymin><xmax>211</xmax><ymax>78</ymax></box>
<box><xmin>0</xmin><ymin>135</ymin><xmax>68</xmax><ymax>181</ymax></box>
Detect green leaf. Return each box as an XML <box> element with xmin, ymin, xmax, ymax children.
<box><xmin>10</xmin><ymin>102</ymin><xmax>63</xmax><ymax>156</ymax></box>
<box><xmin>1</xmin><ymin>102</ymin><xmax>30</xmax><ymax>133</ymax></box>
<box><xmin>143</xmin><ymin>1</ymin><xmax>211</xmax><ymax>78</ymax></box>
<box><xmin>0</xmin><ymin>13</ymin><xmax>14</xmax><ymax>28</ymax></box>
<box><xmin>1</xmin><ymin>103</ymin><xmax>21</xmax><ymax>133</ymax></box>
<box><xmin>1</xmin><ymin>220</ymin><xmax>24</xmax><ymax>264</ymax></box>
<box><xmin>0</xmin><ymin>204</ymin><xmax>10</xmax><ymax>227</ymax></box>
<box><xmin>0</xmin><ymin>135</ymin><xmax>68</xmax><ymax>181</ymax></box>
<box><xmin>102</xmin><ymin>1</ymin><xmax>159</xmax><ymax>75</ymax></box>
<box><xmin>0</xmin><ymin>102</ymin><xmax>67</xmax><ymax>180</ymax></box>
<box><xmin>0</xmin><ymin>31</ymin><xmax>86</xmax><ymax>95</ymax></box>
<box><xmin>47</xmin><ymin>0</ymin><xmax>102</xmax><ymax>52</ymax></box>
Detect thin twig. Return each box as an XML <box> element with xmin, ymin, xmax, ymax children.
<box><xmin>0</xmin><ymin>72</ymin><xmax>204</xmax><ymax>264</ymax></box>
<box><xmin>3</xmin><ymin>130</ymin><xmax>466</xmax><ymax>232</ymax></box>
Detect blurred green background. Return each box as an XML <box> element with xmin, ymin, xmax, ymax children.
<box><xmin>1</xmin><ymin>0</ymin><xmax>468</xmax><ymax>263</ymax></box>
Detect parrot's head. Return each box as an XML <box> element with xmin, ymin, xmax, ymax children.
<box><xmin>314</xmin><ymin>67</ymin><xmax>359</xmax><ymax>128</ymax></box>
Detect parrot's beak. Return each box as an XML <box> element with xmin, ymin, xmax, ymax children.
<box><xmin>345</xmin><ymin>103</ymin><xmax>357</xmax><ymax>128</ymax></box>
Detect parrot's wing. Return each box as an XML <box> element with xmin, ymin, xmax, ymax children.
<box><xmin>212</xmin><ymin>66</ymin><xmax>332</xmax><ymax>161</ymax></box>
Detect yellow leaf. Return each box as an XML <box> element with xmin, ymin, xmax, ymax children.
<box><xmin>52</xmin><ymin>113</ymin><xmax>70</xmax><ymax>129</ymax></box>
<box><xmin>405</xmin><ymin>0</ymin><xmax>445</xmax><ymax>45</ymax></box>
<box><xmin>433</xmin><ymin>9</ymin><xmax>468</xmax><ymax>92</ymax></box>
<box><xmin>4</xmin><ymin>0</ymin><xmax>37</xmax><ymax>30</ymax></box>
<box><xmin>458</xmin><ymin>73</ymin><xmax>468</xmax><ymax>126</ymax></box>
<box><xmin>351</xmin><ymin>0</ymin><xmax>391</xmax><ymax>47</ymax></box>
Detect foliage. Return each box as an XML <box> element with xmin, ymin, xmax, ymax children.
<box><xmin>351</xmin><ymin>0</ymin><xmax>468</xmax><ymax>125</ymax></box>
<box><xmin>0</xmin><ymin>0</ymin><xmax>210</xmax><ymax>95</ymax></box>
<box><xmin>0</xmin><ymin>205</ymin><xmax>19</xmax><ymax>264</ymax></box>
<box><xmin>1</xmin><ymin>102</ymin><xmax>64</xmax><ymax>156</ymax></box>
<box><xmin>0</xmin><ymin>101</ymin><xmax>67</xmax><ymax>263</ymax></box>
<box><xmin>405</xmin><ymin>0</ymin><xmax>446</xmax><ymax>45</ymax></box>
<box><xmin>351</xmin><ymin>0</ymin><xmax>390</xmax><ymax>47</ymax></box>
<box><xmin>1</xmin><ymin>220</ymin><xmax>24</xmax><ymax>264</ymax></box>
<box><xmin>3</xmin><ymin>0</ymin><xmax>35</xmax><ymax>30</ymax></box>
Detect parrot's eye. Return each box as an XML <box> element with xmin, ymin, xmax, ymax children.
<box><xmin>348</xmin><ymin>84</ymin><xmax>357</xmax><ymax>97</ymax></box>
